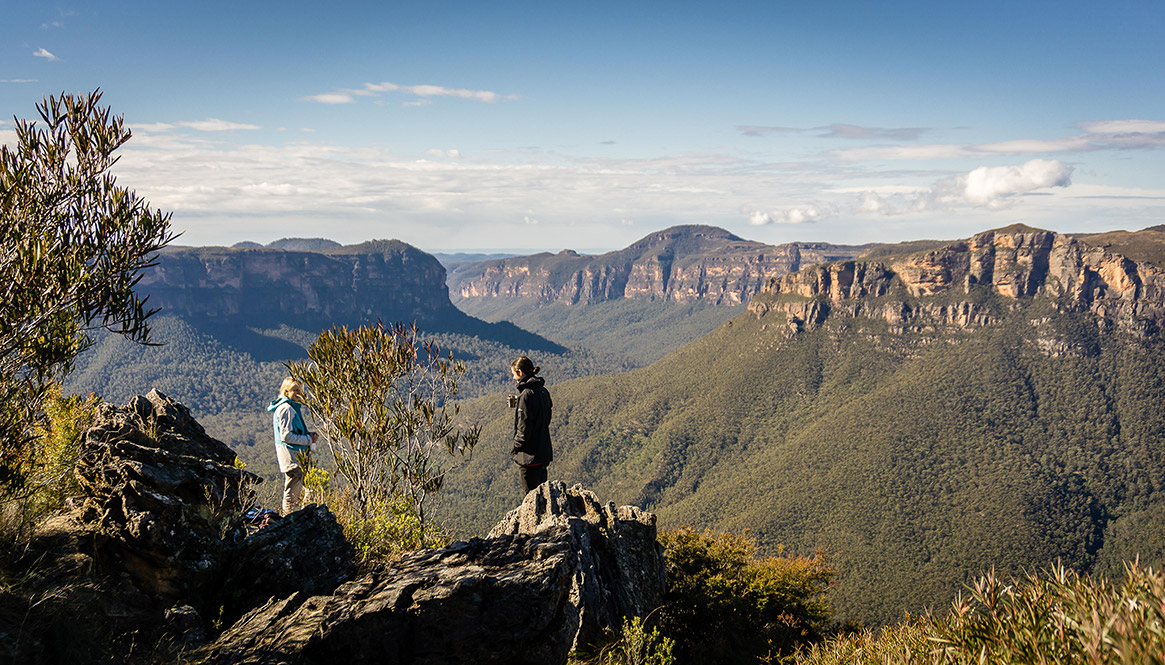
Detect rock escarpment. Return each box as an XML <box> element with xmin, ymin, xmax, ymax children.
<box><xmin>449</xmin><ymin>225</ymin><xmax>866</xmax><ymax>306</ymax></box>
<box><xmin>142</xmin><ymin>240</ymin><xmax>457</xmax><ymax>328</ymax></box>
<box><xmin>748</xmin><ymin>225</ymin><xmax>1165</xmax><ymax>342</ymax></box>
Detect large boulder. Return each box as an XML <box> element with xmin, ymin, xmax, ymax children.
<box><xmin>196</xmin><ymin>532</ymin><xmax>580</xmax><ymax>665</ymax></box>
<box><xmin>489</xmin><ymin>481</ymin><xmax>666</xmax><ymax>650</ymax></box>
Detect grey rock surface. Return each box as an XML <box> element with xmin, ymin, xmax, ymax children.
<box><xmin>489</xmin><ymin>481</ymin><xmax>666</xmax><ymax>650</ymax></box>
<box><xmin>196</xmin><ymin>532</ymin><xmax>580</xmax><ymax>665</ymax></box>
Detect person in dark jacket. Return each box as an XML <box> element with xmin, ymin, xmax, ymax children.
<box><xmin>510</xmin><ymin>356</ymin><xmax>552</xmax><ymax>495</ymax></box>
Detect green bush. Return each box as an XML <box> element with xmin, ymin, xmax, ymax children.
<box><xmin>1</xmin><ymin>384</ymin><xmax>99</xmax><ymax>543</ymax></box>
<box><xmin>657</xmin><ymin>527</ymin><xmax>836</xmax><ymax>665</ymax></box>
<box><xmin>289</xmin><ymin>322</ymin><xmax>480</xmax><ymax>564</ymax></box>
<box><xmin>797</xmin><ymin>562</ymin><xmax>1165</xmax><ymax>664</ymax></box>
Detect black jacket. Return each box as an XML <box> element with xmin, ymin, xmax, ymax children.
<box><xmin>512</xmin><ymin>375</ymin><xmax>553</xmax><ymax>466</ymax></box>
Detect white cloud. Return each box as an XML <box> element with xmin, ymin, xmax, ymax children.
<box><xmin>426</xmin><ymin>149</ymin><xmax>462</xmax><ymax>159</ymax></box>
<box><xmin>0</xmin><ymin>79</ymin><xmax>38</xmax><ymax>84</ymax></box>
<box><xmin>1</xmin><ymin>129</ymin><xmax>17</xmax><ymax>147</ymax></box>
<box><xmin>974</xmin><ymin>136</ymin><xmax>1095</xmax><ymax>154</ymax></box>
<box><xmin>131</xmin><ymin>120</ymin><xmax>260</xmax><ymax>133</ymax></box>
<box><xmin>33</xmin><ymin>48</ymin><xmax>58</xmax><ymax>61</ymax></box>
<box><xmin>749</xmin><ymin>204</ymin><xmax>832</xmax><ymax>225</ymax></box>
<box><xmin>1079</xmin><ymin>120</ymin><xmax>1165</xmax><ymax>135</ymax></box>
<box><xmin>523</xmin><ymin>216</ymin><xmax>540</xmax><ymax>225</ymax></box>
<box><xmin>833</xmin><ymin>144</ymin><xmax>971</xmax><ymax>162</ymax></box>
<box><xmin>963</xmin><ymin>159</ymin><xmax>1072</xmax><ymax>207</ymax></box>
<box><xmin>133</xmin><ymin>122</ymin><xmax>176</xmax><ymax>133</ymax></box>
<box><xmin>176</xmin><ymin>119</ymin><xmax>261</xmax><ymax>132</ymax></box>
<box><xmin>304</xmin><ymin>81</ymin><xmax>517</xmax><ymax>106</ymax></box>
<box><xmin>303</xmin><ymin>92</ymin><xmax>356</xmax><ymax>104</ymax></box>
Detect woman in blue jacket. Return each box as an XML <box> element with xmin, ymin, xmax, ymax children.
<box><xmin>268</xmin><ymin>377</ymin><xmax>318</xmax><ymax>514</ymax></box>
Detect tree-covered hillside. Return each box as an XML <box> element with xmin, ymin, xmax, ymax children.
<box><xmin>453</xmin><ymin>296</ymin><xmax>744</xmax><ymax>366</ymax></box>
<box><xmin>65</xmin><ymin>315</ymin><xmax>632</xmax><ymax>495</ymax></box>
<box><xmin>436</xmin><ymin>248</ymin><xmax>1165</xmax><ymax>626</ymax></box>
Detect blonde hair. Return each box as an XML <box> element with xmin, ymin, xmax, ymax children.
<box><xmin>279</xmin><ymin>377</ymin><xmax>305</xmax><ymax>400</ymax></box>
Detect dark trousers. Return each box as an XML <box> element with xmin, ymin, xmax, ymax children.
<box><xmin>520</xmin><ymin>465</ymin><xmax>548</xmax><ymax>495</ymax></box>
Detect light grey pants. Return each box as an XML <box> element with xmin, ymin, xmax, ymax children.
<box><xmin>282</xmin><ymin>466</ymin><xmax>305</xmax><ymax>515</ymax></box>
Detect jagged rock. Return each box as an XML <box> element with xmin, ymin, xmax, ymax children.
<box><xmin>74</xmin><ymin>389</ymin><xmax>260</xmax><ymax>608</ymax></box>
<box><xmin>195</xmin><ymin>532</ymin><xmax>580</xmax><ymax>665</ymax></box>
<box><xmin>489</xmin><ymin>482</ymin><xmax>666</xmax><ymax>650</ymax></box>
<box><xmin>194</xmin><ymin>484</ymin><xmax>665</xmax><ymax>664</ymax></box>
<box><xmin>218</xmin><ymin>504</ymin><xmax>355</xmax><ymax>627</ymax></box>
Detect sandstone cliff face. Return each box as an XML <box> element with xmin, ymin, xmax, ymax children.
<box><xmin>141</xmin><ymin>240</ymin><xmax>455</xmax><ymax>327</ymax></box>
<box><xmin>748</xmin><ymin>226</ymin><xmax>1165</xmax><ymax>340</ymax></box>
<box><xmin>449</xmin><ymin>225</ymin><xmax>865</xmax><ymax>305</ymax></box>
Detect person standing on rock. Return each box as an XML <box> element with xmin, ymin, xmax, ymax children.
<box><xmin>509</xmin><ymin>356</ymin><xmax>553</xmax><ymax>495</ymax></box>
<box><xmin>268</xmin><ymin>377</ymin><xmax>319</xmax><ymax>515</ymax></box>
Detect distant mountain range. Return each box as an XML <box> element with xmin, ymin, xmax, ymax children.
<box><xmin>448</xmin><ymin>224</ymin><xmax>871</xmax><ymax>306</ymax></box>
<box><xmin>449</xmin><ymin>225</ymin><xmax>881</xmax><ymax>365</ymax></box>
<box><xmin>436</xmin><ymin>223</ymin><xmax>1165</xmax><ymax>626</ymax></box>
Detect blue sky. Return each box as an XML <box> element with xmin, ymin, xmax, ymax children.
<box><xmin>3</xmin><ymin>1</ymin><xmax>1164</xmax><ymax>252</ymax></box>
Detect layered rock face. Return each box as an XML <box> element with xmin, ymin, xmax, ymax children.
<box><xmin>142</xmin><ymin>240</ymin><xmax>456</xmax><ymax>327</ymax></box>
<box><xmin>490</xmin><ymin>482</ymin><xmax>667</xmax><ymax>650</ymax></box>
<box><xmin>449</xmin><ymin>225</ymin><xmax>865</xmax><ymax>305</ymax></box>
<box><xmin>749</xmin><ymin>226</ymin><xmax>1165</xmax><ymax>339</ymax></box>
<box><xmin>7</xmin><ymin>391</ymin><xmax>354</xmax><ymax>662</ymax></box>
<box><xmin>198</xmin><ymin>482</ymin><xmax>665</xmax><ymax>665</ymax></box>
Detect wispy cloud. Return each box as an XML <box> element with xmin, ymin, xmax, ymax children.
<box><xmin>0</xmin><ymin>79</ymin><xmax>38</xmax><ymax>84</ymax></box>
<box><xmin>834</xmin><ymin>144</ymin><xmax>972</xmax><ymax>162</ymax></box>
<box><xmin>834</xmin><ymin>119</ymin><xmax>1165</xmax><ymax>162</ymax></box>
<box><xmin>33</xmin><ymin>48</ymin><xmax>59</xmax><ymax>62</ymax></box>
<box><xmin>177</xmin><ymin>119</ymin><xmax>261</xmax><ymax>132</ymax></box>
<box><xmin>133</xmin><ymin>119</ymin><xmax>261</xmax><ymax>132</ymax></box>
<box><xmin>738</xmin><ymin>123</ymin><xmax>928</xmax><ymax>140</ymax></box>
<box><xmin>303</xmin><ymin>81</ymin><xmax>518</xmax><ymax>106</ymax></box>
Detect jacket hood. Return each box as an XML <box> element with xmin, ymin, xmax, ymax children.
<box><xmin>267</xmin><ymin>396</ymin><xmax>296</xmax><ymax>412</ymax></box>
<box><xmin>517</xmin><ymin>375</ymin><xmax>546</xmax><ymax>390</ymax></box>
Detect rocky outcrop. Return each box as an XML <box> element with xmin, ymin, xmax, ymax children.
<box><xmin>196</xmin><ymin>483</ymin><xmax>665</xmax><ymax>665</ymax></box>
<box><xmin>196</xmin><ymin>533</ymin><xmax>581</xmax><ymax>665</ymax></box>
<box><xmin>74</xmin><ymin>389</ymin><xmax>262</xmax><ymax>609</ymax></box>
<box><xmin>6</xmin><ymin>391</ymin><xmax>355</xmax><ymax>662</ymax></box>
<box><xmin>449</xmin><ymin>225</ymin><xmax>866</xmax><ymax>306</ymax></box>
<box><xmin>749</xmin><ymin>225</ymin><xmax>1165</xmax><ymax>339</ymax></box>
<box><xmin>142</xmin><ymin>240</ymin><xmax>457</xmax><ymax>327</ymax></box>
<box><xmin>489</xmin><ymin>482</ymin><xmax>666</xmax><ymax>650</ymax></box>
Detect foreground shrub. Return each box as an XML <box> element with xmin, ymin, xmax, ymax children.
<box><xmin>301</xmin><ymin>461</ymin><xmax>444</xmax><ymax>563</ymax></box>
<box><xmin>797</xmin><ymin>562</ymin><xmax>1165</xmax><ymax>664</ymax></box>
<box><xmin>289</xmin><ymin>322</ymin><xmax>480</xmax><ymax>565</ymax></box>
<box><xmin>1</xmin><ymin>385</ymin><xmax>98</xmax><ymax>544</ymax></box>
<box><xmin>657</xmin><ymin>526</ymin><xmax>836</xmax><ymax>665</ymax></box>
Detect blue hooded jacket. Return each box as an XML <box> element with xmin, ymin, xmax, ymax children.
<box><xmin>268</xmin><ymin>396</ymin><xmax>311</xmax><ymax>451</ymax></box>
